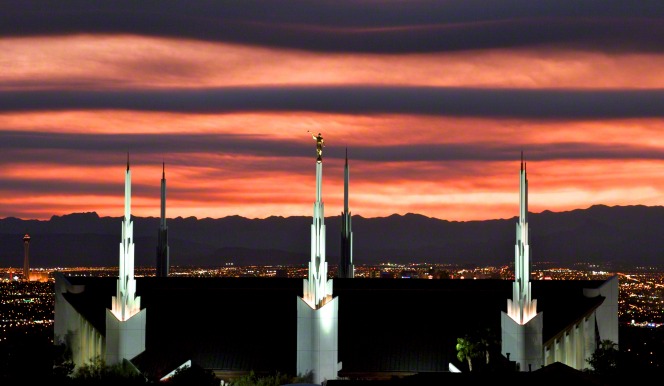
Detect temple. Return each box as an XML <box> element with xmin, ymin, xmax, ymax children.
<box><xmin>501</xmin><ymin>154</ymin><xmax>618</xmax><ymax>371</ymax></box>
<box><xmin>51</xmin><ymin>149</ymin><xmax>618</xmax><ymax>383</ymax></box>
<box><xmin>54</xmin><ymin>156</ymin><xmax>147</xmax><ymax>369</ymax></box>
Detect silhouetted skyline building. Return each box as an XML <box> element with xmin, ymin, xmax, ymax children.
<box><xmin>22</xmin><ymin>233</ymin><xmax>30</xmax><ymax>281</ymax></box>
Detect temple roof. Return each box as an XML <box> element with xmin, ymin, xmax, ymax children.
<box><xmin>58</xmin><ymin>275</ymin><xmax>609</xmax><ymax>380</ymax></box>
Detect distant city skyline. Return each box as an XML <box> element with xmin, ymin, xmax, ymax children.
<box><xmin>1</xmin><ymin>2</ymin><xmax>663</xmax><ymax>222</ymax></box>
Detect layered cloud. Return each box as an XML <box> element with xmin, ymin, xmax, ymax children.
<box><xmin>2</xmin><ymin>1</ymin><xmax>663</xmax><ymax>53</ymax></box>
<box><xmin>0</xmin><ymin>1</ymin><xmax>663</xmax><ymax>221</ymax></box>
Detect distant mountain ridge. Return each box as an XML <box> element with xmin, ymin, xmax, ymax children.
<box><xmin>1</xmin><ymin>204</ymin><xmax>663</xmax><ymax>269</ymax></box>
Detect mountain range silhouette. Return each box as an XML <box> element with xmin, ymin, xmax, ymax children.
<box><xmin>1</xmin><ymin>204</ymin><xmax>662</xmax><ymax>269</ymax></box>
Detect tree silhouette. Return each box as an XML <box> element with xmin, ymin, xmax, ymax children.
<box><xmin>586</xmin><ymin>339</ymin><xmax>619</xmax><ymax>376</ymax></box>
<box><xmin>477</xmin><ymin>327</ymin><xmax>500</xmax><ymax>365</ymax></box>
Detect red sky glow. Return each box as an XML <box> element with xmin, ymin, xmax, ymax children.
<box><xmin>1</xmin><ymin>2</ymin><xmax>663</xmax><ymax>222</ymax></box>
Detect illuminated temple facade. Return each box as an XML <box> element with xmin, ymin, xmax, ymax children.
<box><xmin>53</xmin><ymin>150</ymin><xmax>618</xmax><ymax>383</ymax></box>
<box><xmin>501</xmin><ymin>154</ymin><xmax>618</xmax><ymax>371</ymax></box>
<box><xmin>55</xmin><ymin>157</ymin><xmax>146</xmax><ymax>369</ymax></box>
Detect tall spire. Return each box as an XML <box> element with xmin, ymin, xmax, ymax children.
<box><xmin>306</xmin><ymin>132</ymin><xmax>329</xmax><ymax>308</ymax></box>
<box><xmin>344</xmin><ymin>148</ymin><xmax>349</xmax><ymax>213</ymax></box>
<box><xmin>111</xmin><ymin>157</ymin><xmax>141</xmax><ymax>321</ymax></box>
<box><xmin>160</xmin><ymin>162</ymin><xmax>166</xmax><ymax>228</ymax></box>
<box><xmin>298</xmin><ymin>133</ymin><xmax>340</xmax><ymax>383</ymax></box>
<box><xmin>339</xmin><ymin>147</ymin><xmax>354</xmax><ymax>278</ymax></box>
<box><xmin>156</xmin><ymin>162</ymin><xmax>169</xmax><ymax>277</ymax></box>
<box><xmin>519</xmin><ymin>153</ymin><xmax>527</xmax><ymax>223</ymax></box>
<box><xmin>124</xmin><ymin>154</ymin><xmax>131</xmax><ymax>224</ymax></box>
<box><xmin>507</xmin><ymin>152</ymin><xmax>537</xmax><ymax>324</ymax></box>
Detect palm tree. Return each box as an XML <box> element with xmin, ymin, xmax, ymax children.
<box><xmin>456</xmin><ymin>337</ymin><xmax>480</xmax><ymax>371</ymax></box>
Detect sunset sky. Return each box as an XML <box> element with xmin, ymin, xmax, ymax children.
<box><xmin>1</xmin><ymin>1</ymin><xmax>663</xmax><ymax>221</ymax></box>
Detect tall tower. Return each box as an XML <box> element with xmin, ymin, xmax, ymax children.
<box><xmin>305</xmin><ymin>132</ymin><xmax>329</xmax><ymax>308</ymax></box>
<box><xmin>501</xmin><ymin>152</ymin><xmax>543</xmax><ymax>371</ymax></box>
<box><xmin>105</xmin><ymin>154</ymin><xmax>146</xmax><ymax>365</ymax></box>
<box><xmin>338</xmin><ymin>148</ymin><xmax>354</xmax><ymax>278</ymax></box>
<box><xmin>23</xmin><ymin>233</ymin><xmax>30</xmax><ymax>281</ymax></box>
<box><xmin>156</xmin><ymin>162</ymin><xmax>169</xmax><ymax>277</ymax></box>
<box><xmin>298</xmin><ymin>132</ymin><xmax>341</xmax><ymax>384</ymax></box>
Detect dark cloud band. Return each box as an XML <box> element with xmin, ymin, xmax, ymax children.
<box><xmin>1</xmin><ymin>1</ymin><xmax>663</xmax><ymax>53</ymax></box>
<box><xmin>0</xmin><ymin>86</ymin><xmax>663</xmax><ymax>119</ymax></box>
<box><xmin>1</xmin><ymin>131</ymin><xmax>662</xmax><ymax>163</ymax></box>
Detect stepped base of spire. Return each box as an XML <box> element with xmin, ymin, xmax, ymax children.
<box><xmin>303</xmin><ymin>278</ymin><xmax>333</xmax><ymax>309</ymax></box>
<box><xmin>506</xmin><ymin>298</ymin><xmax>538</xmax><ymax>325</ymax></box>
<box><xmin>110</xmin><ymin>293</ymin><xmax>142</xmax><ymax>322</ymax></box>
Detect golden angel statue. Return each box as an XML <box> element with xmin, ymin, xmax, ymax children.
<box><xmin>311</xmin><ymin>132</ymin><xmax>325</xmax><ymax>161</ymax></box>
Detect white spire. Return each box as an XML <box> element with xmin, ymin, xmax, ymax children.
<box><xmin>124</xmin><ymin>153</ymin><xmax>131</xmax><ymax>221</ymax></box>
<box><xmin>306</xmin><ymin>133</ymin><xmax>330</xmax><ymax>308</ymax></box>
<box><xmin>111</xmin><ymin>155</ymin><xmax>141</xmax><ymax>321</ymax></box>
<box><xmin>507</xmin><ymin>152</ymin><xmax>537</xmax><ymax>324</ymax></box>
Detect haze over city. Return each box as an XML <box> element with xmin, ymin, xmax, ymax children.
<box><xmin>1</xmin><ymin>1</ymin><xmax>663</xmax><ymax>222</ymax></box>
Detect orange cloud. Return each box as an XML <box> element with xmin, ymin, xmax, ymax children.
<box><xmin>2</xmin><ymin>112</ymin><xmax>664</xmax><ymax>221</ymax></box>
<box><xmin>2</xmin><ymin>36</ymin><xmax>664</xmax><ymax>90</ymax></box>
<box><xmin>2</xmin><ymin>35</ymin><xmax>664</xmax><ymax>221</ymax></box>
<box><xmin>2</xmin><ymin>157</ymin><xmax>664</xmax><ymax>222</ymax></box>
